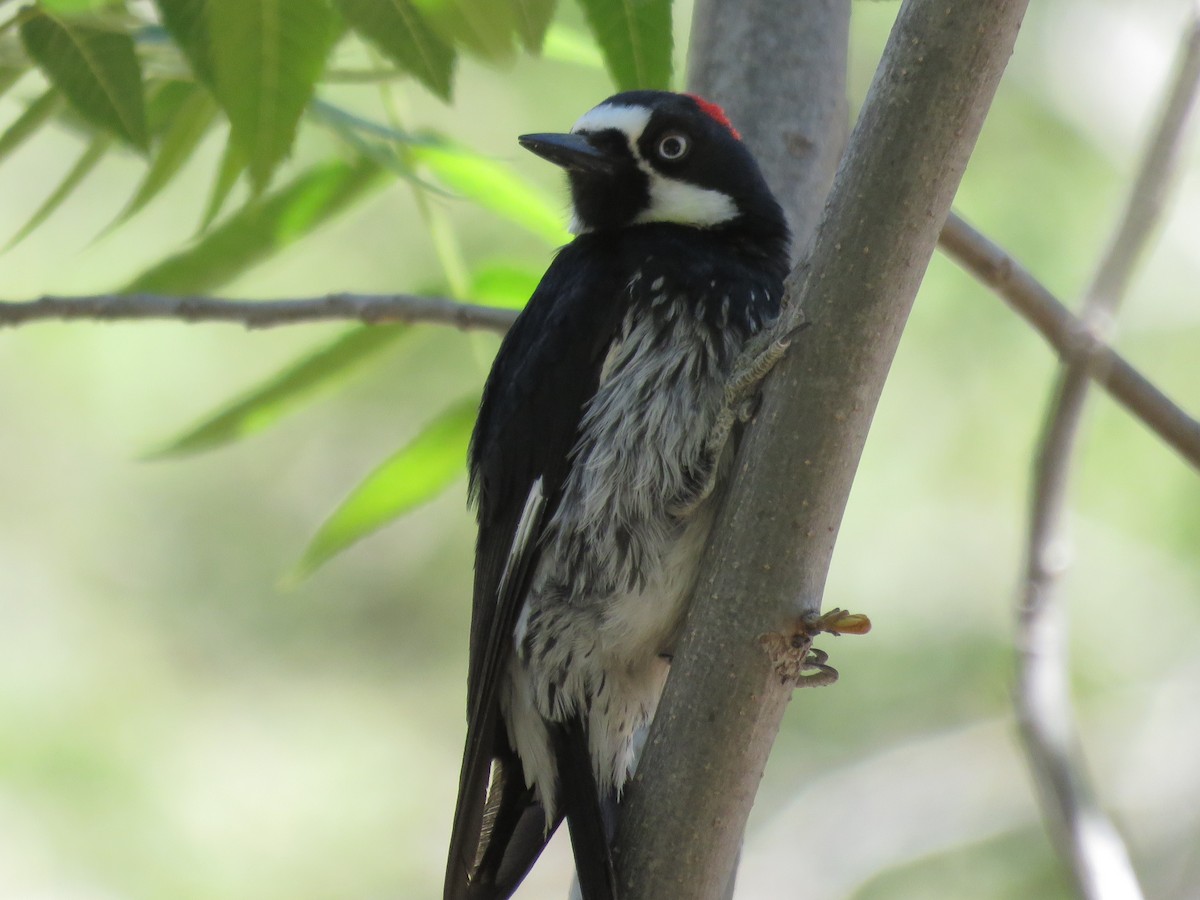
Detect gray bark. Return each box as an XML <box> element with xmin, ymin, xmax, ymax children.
<box><xmin>687</xmin><ymin>0</ymin><xmax>849</xmax><ymax>257</ymax></box>
<box><xmin>615</xmin><ymin>1</ymin><xmax>1032</xmax><ymax>897</ymax></box>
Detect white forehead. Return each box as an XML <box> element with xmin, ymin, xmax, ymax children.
<box><xmin>571</xmin><ymin>103</ymin><xmax>652</xmax><ymax>140</ymax></box>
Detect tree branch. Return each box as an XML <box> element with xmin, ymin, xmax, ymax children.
<box><xmin>0</xmin><ymin>293</ymin><xmax>515</xmax><ymax>334</ymax></box>
<box><xmin>1015</xmin><ymin>6</ymin><xmax>1200</xmax><ymax>899</ymax></box>
<box><xmin>615</xmin><ymin>1</ymin><xmax>1030</xmax><ymax>897</ymax></box>
<box><xmin>3</xmin><ymin>222</ymin><xmax>1196</xmax><ymax>482</ymax></box>
<box><xmin>939</xmin><ymin>212</ymin><xmax>1200</xmax><ymax>471</ymax></box>
<box><xmin>665</xmin><ymin>2</ymin><xmax>850</xmax><ymax>896</ymax></box>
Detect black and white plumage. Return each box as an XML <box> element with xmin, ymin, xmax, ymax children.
<box><xmin>445</xmin><ymin>91</ymin><xmax>791</xmax><ymax>900</ymax></box>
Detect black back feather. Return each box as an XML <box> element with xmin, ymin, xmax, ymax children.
<box><xmin>446</xmin><ymin>235</ymin><xmax>632</xmax><ymax>900</ymax></box>
<box><xmin>446</xmin><ymin>215</ymin><xmax>788</xmax><ymax>899</ymax></box>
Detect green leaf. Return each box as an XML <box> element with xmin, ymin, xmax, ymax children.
<box><xmin>5</xmin><ymin>133</ymin><xmax>109</xmax><ymax>249</ymax></box>
<box><xmin>307</xmin><ymin>102</ymin><xmax>444</xmax><ymax>193</ymax></box>
<box><xmin>198</xmin><ymin>131</ymin><xmax>246</xmax><ymax>232</ymax></box>
<box><xmin>110</xmin><ymin>85</ymin><xmax>218</xmax><ymax>229</ymax></box>
<box><xmin>411</xmin><ymin>142</ymin><xmax>567</xmax><ymax>245</ymax></box>
<box><xmin>415</xmin><ymin>0</ymin><xmax>519</xmax><ymax>63</ymax></box>
<box><xmin>0</xmin><ymin>67</ymin><xmax>27</xmax><ymax>101</ymax></box>
<box><xmin>40</xmin><ymin>0</ymin><xmax>111</xmax><ymax>12</ymax></box>
<box><xmin>469</xmin><ymin>261</ymin><xmax>539</xmax><ymax>309</ymax></box>
<box><xmin>0</xmin><ymin>89</ymin><xmax>63</xmax><ymax>164</ymax></box>
<box><xmin>122</xmin><ymin>156</ymin><xmax>387</xmax><ymax>294</ymax></box>
<box><xmin>334</xmin><ymin>0</ymin><xmax>455</xmax><ymax>100</ymax></box>
<box><xmin>206</xmin><ymin>0</ymin><xmax>341</xmax><ymax>190</ymax></box>
<box><xmin>292</xmin><ymin>395</ymin><xmax>478</xmax><ymax>578</ymax></box>
<box><xmin>307</xmin><ymin>100</ymin><xmax>443</xmax><ymax>198</ymax></box>
<box><xmin>511</xmin><ymin>0</ymin><xmax>557</xmax><ymax>52</ymax></box>
<box><xmin>153</xmin><ymin>0</ymin><xmax>215</xmax><ymax>87</ymax></box>
<box><xmin>541</xmin><ymin>23</ymin><xmax>603</xmax><ymax>69</ymax></box>
<box><xmin>144</xmin><ymin>79</ymin><xmax>202</xmax><ymax>134</ymax></box>
<box><xmin>576</xmin><ymin>0</ymin><xmax>672</xmax><ymax>90</ymax></box>
<box><xmin>19</xmin><ymin>10</ymin><xmax>149</xmax><ymax>149</ymax></box>
<box><xmin>150</xmin><ymin>324</ymin><xmax>410</xmax><ymax>458</ymax></box>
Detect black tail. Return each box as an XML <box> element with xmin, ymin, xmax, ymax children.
<box><xmin>445</xmin><ymin>736</ymin><xmax>560</xmax><ymax>900</ymax></box>
<box><xmin>470</xmin><ymin>749</ymin><xmax>560</xmax><ymax>898</ymax></box>
<box><xmin>553</xmin><ymin>720</ymin><xmax>618</xmax><ymax>900</ymax></box>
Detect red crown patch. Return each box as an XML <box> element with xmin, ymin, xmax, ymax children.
<box><xmin>685</xmin><ymin>93</ymin><xmax>741</xmax><ymax>140</ymax></box>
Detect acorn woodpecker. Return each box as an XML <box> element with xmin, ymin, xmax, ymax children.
<box><xmin>445</xmin><ymin>90</ymin><xmax>791</xmax><ymax>900</ymax></box>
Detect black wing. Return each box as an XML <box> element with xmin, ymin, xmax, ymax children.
<box><xmin>445</xmin><ymin>235</ymin><xmax>631</xmax><ymax>900</ymax></box>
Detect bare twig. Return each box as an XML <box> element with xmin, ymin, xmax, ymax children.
<box><xmin>1</xmin><ymin>226</ymin><xmax>1193</xmax><ymax>480</ymax></box>
<box><xmin>0</xmin><ymin>293</ymin><xmax>516</xmax><ymax>334</ymax></box>
<box><xmin>939</xmin><ymin>213</ymin><xmax>1200</xmax><ymax>471</ymax></box>
<box><xmin>4</xmin><ymin>227</ymin><xmax>1197</xmax><ymax>485</ymax></box>
<box><xmin>1016</xmin><ymin>7</ymin><xmax>1200</xmax><ymax>899</ymax></box>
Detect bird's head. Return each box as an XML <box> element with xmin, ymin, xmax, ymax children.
<box><xmin>520</xmin><ymin>91</ymin><xmax>787</xmax><ymax>240</ymax></box>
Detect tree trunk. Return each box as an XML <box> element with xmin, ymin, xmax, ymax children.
<box><xmin>687</xmin><ymin>0</ymin><xmax>849</xmax><ymax>259</ymax></box>
<box><xmin>614</xmin><ymin>1</ymin><xmax>1032</xmax><ymax>897</ymax></box>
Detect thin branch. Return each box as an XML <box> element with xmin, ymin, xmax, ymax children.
<box><xmin>3</xmin><ymin>224</ymin><xmax>1196</xmax><ymax>483</ymax></box>
<box><xmin>1015</xmin><ymin>7</ymin><xmax>1200</xmax><ymax>900</ymax></box>
<box><xmin>939</xmin><ymin>213</ymin><xmax>1200</xmax><ymax>471</ymax></box>
<box><xmin>0</xmin><ymin>293</ymin><xmax>516</xmax><ymax>334</ymax></box>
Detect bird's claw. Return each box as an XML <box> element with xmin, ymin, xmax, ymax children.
<box><xmin>673</xmin><ymin>333</ymin><xmax>797</xmax><ymax>519</ymax></box>
<box><xmin>717</xmin><ymin>320</ymin><xmax>806</xmax><ymax>443</ymax></box>
<box><xmin>668</xmin><ymin>322</ymin><xmax>806</xmax><ymax>521</ymax></box>
<box><xmin>759</xmin><ymin>608</ymin><xmax>871</xmax><ymax>689</ymax></box>
<box><xmin>759</xmin><ymin>631</ymin><xmax>838</xmax><ymax>687</ymax></box>
<box><xmin>795</xmin><ymin>648</ymin><xmax>839</xmax><ymax>687</ymax></box>
<box><xmin>726</xmin><ymin>332</ymin><xmax>793</xmax><ymax>412</ymax></box>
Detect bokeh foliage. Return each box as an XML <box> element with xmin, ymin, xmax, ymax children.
<box><xmin>0</xmin><ymin>0</ymin><xmax>664</xmax><ymax>572</ymax></box>
<box><xmin>0</xmin><ymin>1</ymin><xmax>1197</xmax><ymax>898</ymax></box>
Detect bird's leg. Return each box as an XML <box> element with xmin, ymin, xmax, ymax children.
<box><xmin>721</xmin><ymin>316</ymin><xmax>810</xmax><ymax>449</ymax></box>
<box><xmin>670</xmin><ymin>324</ymin><xmax>800</xmax><ymax>519</ymax></box>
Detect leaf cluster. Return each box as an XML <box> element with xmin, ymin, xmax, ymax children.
<box><xmin>0</xmin><ymin>0</ymin><xmax>674</xmax><ymax>575</ymax></box>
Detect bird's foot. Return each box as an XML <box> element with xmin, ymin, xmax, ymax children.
<box><xmin>668</xmin><ymin>319</ymin><xmax>809</xmax><ymax>521</ymax></box>
<box><xmin>726</xmin><ymin>327</ymin><xmax>797</xmax><ymax>414</ymax></box>
<box><xmin>759</xmin><ymin>608</ymin><xmax>871</xmax><ymax>688</ymax></box>
<box><xmin>670</xmin><ymin>329</ymin><xmax>803</xmax><ymax>520</ymax></box>
<box><xmin>713</xmin><ymin>319</ymin><xmax>810</xmax><ymax>454</ymax></box>
<box><xmin>759</xmin><ymin>633</ymin><xmax>838</xmax><ymax>688</ymax></box>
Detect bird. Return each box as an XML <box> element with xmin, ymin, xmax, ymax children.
<box><xmin>444</xmin><ymin>90</ymin><xmax>792</xmax><ymax>900</ymax></box>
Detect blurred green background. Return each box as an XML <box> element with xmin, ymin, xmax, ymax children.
<box><xmin>1</xmin><ymin>1</ymin><xmax>1198</xmax><ymax>898</ymax></box>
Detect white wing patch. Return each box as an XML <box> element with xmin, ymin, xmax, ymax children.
<box><xmin>498</xmin><ymin>481</ymin><xmax>558</xmax><ymax>820</ymax></box>
<box><xmin>503</xmin><ymin>477</ymin><xmax>547</xmax><ymax>642</ymax></box>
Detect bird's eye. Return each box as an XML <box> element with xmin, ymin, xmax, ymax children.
<box><xmin>657</xmin><ymin>132</ymin><xmax>690</xmax><ymax>161</ymax></box>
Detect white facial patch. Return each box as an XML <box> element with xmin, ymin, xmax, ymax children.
<box><xmin>635</xmin><ymin>177</ymin><xmax>739</xmax><ymax>227</ymax></box>
<box><xmin>571</xmin><ymin>103</ymin><xmax>652</xmax><ymax>143</ymax></box>
<box><xmin>570</xmin><ymin>101</ymin><xmax>740</xmax><ymax>229</ymax></box>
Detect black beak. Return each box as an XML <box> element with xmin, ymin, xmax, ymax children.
<box><xmin>518</xmin><ymin>132</ymin><xmax>616</xmax><ymax>174</ymax></box>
